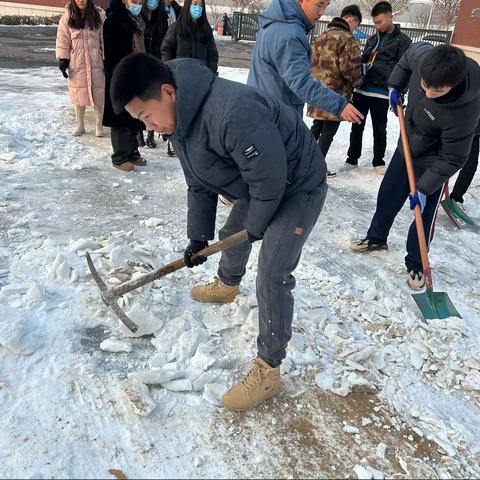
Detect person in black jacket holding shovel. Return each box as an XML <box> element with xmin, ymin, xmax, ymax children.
<box><xmin>350</xmin><ymin>43</ymin><xmax>480</xmax><ymax>290</ymax></box>
<box><xmin>111</xmin><ymin>53</ymin><xmax>328</xmax><ymax>412</ymax></box>
<box><xmin>342</xmin><ymin>1</ymin><xmax>411</xmax><ymax>175</ymax></box>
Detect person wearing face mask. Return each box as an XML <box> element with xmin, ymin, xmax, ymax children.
<box><xmin>102</xmin><ymin>0</ymin><xmax>147</xmax><ymax>172</ymax></box>
<box><xmin>350</xmin><ymin>43</ymin><xmax>480</xmax><ymax>290</ymax></box>
<box><xmin>160</xmin><ymin>0</ymin><xmax>218</xmax><ymax>75</ymax></box>
<box><xmin>160</xmin><ymin>0</ymin><xmax>218</xmax><ymax>157</ymax></box>
<box><xmin>138</xmin><ymin>0</ymin><xmax>182</xmax><ymax>148</ymax></box>
<box><xmin>55</xmin><ymin>0</ymin><xmax>105</xmax><ymax>137</ymax></box>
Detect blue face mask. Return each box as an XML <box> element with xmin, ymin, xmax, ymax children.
<box><xmin>146</xmin><ymin>0</ymin><xmax>158</xmax><ymax>10</ymax></box>
<box><xmin>190</xmin><ymin>4</ymin><xmax>203</xmax><ymax>20</ymax></box>
<box><xmin>127</xmin><ymin>3</ymin><xmax>142</xmax><ymax>15</ymax></box>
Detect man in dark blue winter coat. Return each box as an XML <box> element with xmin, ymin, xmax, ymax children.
<box><xmin>248</xmin><ymin>0</ymin><xmax>363</xmax><ymax>124</ymax></box>
<box><xmin>350</xmin><ymin>43</ymin><xmax>480</xmax><ymax>290</ymax></box>
<box><xmin>110</xmin><ymin>54</ymin><xmax>329</xmax><ymax>412</ymax></box>
<box><xmin>342</xmin><ymin>1</ymin><xmax>411</xmax><ymax>174</ymax></box>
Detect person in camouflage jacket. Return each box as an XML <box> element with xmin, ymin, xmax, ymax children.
<box><xmin>308</xmin><ymin>5</ymin><xmax>363</xmax><ymax>173</ymax></box>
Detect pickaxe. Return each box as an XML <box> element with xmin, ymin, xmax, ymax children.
<box><xmin>86</xmin><ymin>230</ymin><xmax>249</xmax><ymax>333</ymax></box>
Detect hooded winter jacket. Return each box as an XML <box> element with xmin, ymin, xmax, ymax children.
<box><xmin>247</xmin><ymin>0</ymin><xmax>347</xmax><ymax>117</ymax></box>
<box><xmin>164</xmin><ymin>59</ymin><xmax>327</xmax><ymax>240</ymax></box>
<box><xmin>360</xmin><ymin>24</ymin><xmax>411</xmax><ymax>91</ymax></box>
<box><xmin>388</xmin><ymin>42</ymin><xmax>480</xmax><ymax>194</ymax></box>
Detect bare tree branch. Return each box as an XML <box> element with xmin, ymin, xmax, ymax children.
<box><xmin>207</xmin><ymin>0</ymin><xmax>224</xmax><ymax>26</ymax></box>
<box><xmin>433</xmin><ymin>0</ymin><xmax>460</xmax><ymax>28</ymax></box>
<box><xmin>358</xmin><ymin>0</ymin><xmax>411</xmax><ymax>16</ymax></box>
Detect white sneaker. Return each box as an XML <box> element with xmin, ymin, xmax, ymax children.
<box><xmin>407</xmin><ymin>270</ymin><xmax>425</xmax><ymax>290</ymax></box>
<box><xmin>95</xmin><ymin>125</ymin><xmax>105</xmax><ymax>137</ymax></box>
<box><xmin>373</xmin><ymin>166</ymin><xmax>386</xmax><ymax>175</ymax></box>
<box><xmin>339</xmin><ymin>163</ymin><xmax>358</xmax><ymax>172</ymax></box>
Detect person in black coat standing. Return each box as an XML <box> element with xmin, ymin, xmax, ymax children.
<box><xmin>140</xmin><ymin>0</ymin><xmax>181</xmax><ymax>148</ymax></box>
<box><xmin>342</xmin><ymin>1</ymin><xmax>411</xmax><ymax>175</ymax></box>
<box><xmin>160</xmin><ymin>0</ymin><xmax>218</xmax><ymax>156</ymax></box>
<box><xmin>161</xmin><ymin>0</ymin><xmax>218</xmax><ymax>74</ymax></box>
<box><xmin>103</xmin><ymin>0</ymin><xmax>147</xmax><ymax>171</ymax></box>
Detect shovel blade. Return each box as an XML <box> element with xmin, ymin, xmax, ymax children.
<box><xmin>412</xmin><ymin>290</ymin><xmax>461</xmax><ymax>320</ymax></box>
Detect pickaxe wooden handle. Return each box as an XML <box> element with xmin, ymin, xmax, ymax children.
<box><xmin>86</xmin><ymin>230</ymin><xmax>249</xmax><ymax>333</ymax></box>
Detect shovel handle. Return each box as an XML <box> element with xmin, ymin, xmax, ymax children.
<box><xmin>112</xmin><ymin>230</ymin><xmax>249</xmax><ymax>297</ymax></box>
<box><xmin>397</xmin><ymin>105</ymin><xmax>433</xmax><ymax>290</ymax></box>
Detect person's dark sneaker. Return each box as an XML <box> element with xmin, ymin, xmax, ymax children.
<box><xmin>113</xmin><ymin>161</ymin><xmax>135</xmax><ymax>172</ymax></box>
<box><xmin>167</xmin><ymin>139</ymin><xmax>176</xmax><ymax>157</ymax></box>
<box><xmin>349</xmin><ymin>238</ymin><xmax>388</xmax><ymax>253</ymax></box>
<box><xmin>137</xmin><ymin>131</ymin><xmax>146</xmax><ymax>148</ymax></box>
<box><xmin>130</xmin><ymin>157</ymin><xmax>147</xmax><ymax>166</ymax></box>
<box><xmin>407</xmin><ymin>270</ymin><xmax>425</xmax><ymax>290</ymax></box>
<box><xmin>326</xmin><ymin>170</ymin><xmax>337</xmax><ymax>178</ymax></box>
<box><xmin>146</xmin><ymin>131</ymin><xmax>157</xmax><ymax>149</ymax></box>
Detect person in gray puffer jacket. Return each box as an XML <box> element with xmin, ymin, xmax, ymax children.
<box><xmin>110</xmin><ymin>54</ymin><xmax>328</xmax><ymax>412</ymax></box>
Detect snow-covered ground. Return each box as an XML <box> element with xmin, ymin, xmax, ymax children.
<box><xmin>1</xmin><ymin>66</ymin><xmax>479</xmax><ymax>479</ymax></box>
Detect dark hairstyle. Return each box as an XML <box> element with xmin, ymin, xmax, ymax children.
<box><xmin>177</xmin><ymin>0</ymin><xmax>213</xmax><ymax>43</ymax></box>
<box><xmin>341</xmin><ymin>4</ymin><xmax>362</xmax><ymax>23</ymax></box>
<box><xmin>371</xmin><ymin>1</ymin><xmax>392</xmax><ymax>17</ymax></box>
<box><xmin>67</xmin><ymin>0</ymin><xmax>102</xmax><ymax>30</ymax></box>
<box><xmin>111</xmin><ymin>53</ymin><xmax>175</xmax><ymax>114</ymax></box>
<box><xmin>420</xmin><ymin>45</ymin><xmax>467</xmax><ymax>89</ymax></box>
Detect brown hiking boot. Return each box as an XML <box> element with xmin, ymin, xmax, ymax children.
<box><xmin>113</xmin><ymin>162</ymin><xmax>135</xmax><ymax>172</ymax></box>
<box><xmin>131</xmin><ymin>157</ymin><xmax>147</xmax><ymax>166</ymax></box>
<box><xmin>222</xmin><ymin>357</ymin><xmax>281</xmax><ymax>412</ymax></box>
<box><xmin>190</xmin><ymin>277</ymin><xmax>239</xmax><ymax>303</ymax></box>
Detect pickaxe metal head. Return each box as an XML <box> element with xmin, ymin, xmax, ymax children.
<box><xmin>85</xmin><ymin>252</ymin><xmax>139</xmax><ymax>333</ymax></box>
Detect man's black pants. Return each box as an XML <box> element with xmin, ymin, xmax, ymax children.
<box><xmin>450</xmin><ymin>132</ymin><xmax>479</xmax><ymax>203</ymax></box>
<box><xmin>311</xmin><ymin>119</ymin><xmax>341</xmax><ymax>158</ymax></box>
<box><xmin>347</xmin><ymin>92</ymin><xmax>389</xmax><ymax>167</ymax></box>
<box><xmin>366</xmin><ymin>148</ymin><xmax>444</xmax><ymax>273</ymax></box>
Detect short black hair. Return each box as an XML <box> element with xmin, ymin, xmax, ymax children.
<box><xmin>341</xmin><ymin>4</ymin><xmax>362</xmax><ymax>23</ymax></box>
<box><xmin>420</xmin><ymin>44</ymin><xmax>467</xmax><ymax>89</ymax></box>
<box><xmin>371</xmin><ymin>1</ymin><xmax>392</xmax><ymax>17</ymax></box>
<box><xmin>110</xmin><ymin>53</ymin><xmax>175</xmax><ymax>114</ymax></box>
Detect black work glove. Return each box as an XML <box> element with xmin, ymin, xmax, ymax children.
<box><xmin>184</xmin><ymin>240</ymin><xmax>208</xmax><ymax>268</ymax></box>
<box><xmin>59</xmin><ymin>58</ymin><xmax>69</xmax><ymax>79</ymax></box>
<box><xmin>247</xmin><ymin>231</ymin><xmax>261</xmax><ymax>243</ymax></box>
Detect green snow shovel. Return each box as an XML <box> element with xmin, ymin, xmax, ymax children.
<box><xmin>397</xmin><ymin>105</ymin><xmax>461</xmax><ymax>320</ymax></box>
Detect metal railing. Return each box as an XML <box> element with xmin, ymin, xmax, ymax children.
<box><xmin>232</xmin><ymin>12</ymin><xmax>452</xmax><ymax>46</ymax></box>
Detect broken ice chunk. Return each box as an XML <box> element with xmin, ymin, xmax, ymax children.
<box><xmin>121</xmin><ymin>377</ymin><xmax>155</xmax><ymax>416</ymax></box>
<box><xmin>0</xmin><ymin>306</ymin><xmax>42</xmax><ymax>355</ymax></box>
<box><xmin>119</xmin><ymin>304</ymin><xmax>163</xmax><ymax>338</ymax></box>
<box><xmin>99</xmin><ymin>338</ymin><xmax>132</xmax><ymax>353</ymax></box>
<box><xmin>203</xmin><ymin>383</ymin><xmax>226</xmax><ymax>406</ymax></box>
<box><xmin>161</xmin><ymin>379</ymin><xmax>193</xmax><ymax>392</ymax></box>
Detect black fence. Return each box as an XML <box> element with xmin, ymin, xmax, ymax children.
<box><xmin>232</xmin><ymin>12</ymin><xmax>452</xmax><ymax>46</ymax></box>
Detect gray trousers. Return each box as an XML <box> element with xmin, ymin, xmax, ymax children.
<box><xmin>217</xmin><ymin>182</ymin><xmax>328</xmax><ymax>367</ymax></box>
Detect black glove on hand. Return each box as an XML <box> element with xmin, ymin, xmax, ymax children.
<box><xmin>184</xmin><ymin>240</ymin><xmax>208</xmax><ymax>268</ymax></box>
<box><xmin>59</xmin><ymin>58</ymin><xmax>69</xmax><ymax>79</ymax></box>
<box><xmin>247</xmin><ymin>231</ymin><xmax>261</xmax><ymax>243</ymax></box>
